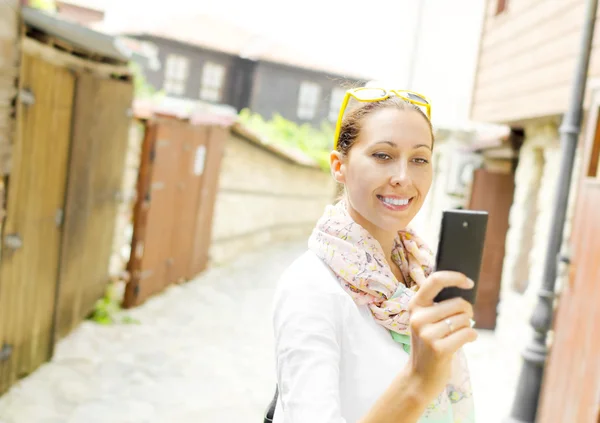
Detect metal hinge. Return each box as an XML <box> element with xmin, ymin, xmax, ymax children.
<box><xmin>4</xmin><ymin>233</ymin><xmax>22</xmax><ymax>251</ymax></box>
<box><xmin>55</xmin><ymin>208</ymin><xmax>64</xmax><ymax>228</ymax></box>
<box><xmin>0</xmin><ymin>343</ymin><xmax>13</xmax><ymax>361</ymax></box>
<box><xmin>19</xmin><ymin>88</ymin><xmax>35</xmax><ymax>106</ymax></box>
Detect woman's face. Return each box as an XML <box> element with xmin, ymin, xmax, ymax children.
<box><xmin>332</xmin><ymin>108</ymin><xmax>433</xmax><ymax>236</ymax></box>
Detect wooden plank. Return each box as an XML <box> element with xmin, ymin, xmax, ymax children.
<box><xmin>54</xmin><ymin>74</ymin><xmax>133</xmax><ymax>339</ymax></box>
<box><xmin>471</xmin><ymin>85</ymin><xmax>569</xmax><ymax>123</ymax></box>
<box><xmin>477</xmin><ymin>20</ymin><xmax>587</xmax><ymax>87</ymax></box>
<box><xmin>168</xmin><ymin>124</ymin><xmax>209</xmax><ymax>284</ymax></box>
<box><xmin>123</xmin><ymin>121</ymin><xmax>156</xmax><ymax>308</ymax></box>
<box><xmin>480</xmin><ymin>0</ymin><xmax>580</xmax><ymax>51</ymax></box>
<box><xmin>479</xmin><ymin>0</ymin><xmax>584</xmax><ymax>67</ymax></box>
<box><xmin>467</xmin><ymin>169</ymin><xmax>514</xmax><ymax>329</ymax></box>
<box><xmin>127</xmin><ymin>119</ymin><xmax>181</xmax><ymax>306</ymax></box>
<box><xmin>537</xmin><ymin>91</ymin><xmax>600</xmax><ymax>423</ymax></box>
<box><xmin>188</xmin><ymin>125</ymin><xmax>228</xmax><ymax>277</ymax></box>
<box><xmin>0</xmin><ymin>53</ymin><xmax>74</xmax><ymax>393</ymax></box>
<box><xmin>21</xmin><ymin>37</ymin><xmax>131</xmax><ymax>79</ymax></box>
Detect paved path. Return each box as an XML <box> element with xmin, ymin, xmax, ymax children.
<box><xmin>0</xmin><ymin>241</ymin><xmax>526</xmax><ymax>423</ymax></box>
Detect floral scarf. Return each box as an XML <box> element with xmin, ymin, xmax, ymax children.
<box><xmin>308</xmin><ymin>201</ymin><xmax>475</xmax><ymax>423</ymax></box>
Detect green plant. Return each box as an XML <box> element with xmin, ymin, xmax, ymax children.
<box><xmin>130</xmin><ymin>61</ymin><xmax>162</xmax><ymax>100</ymax></box>
<box><xmin>89</xmin><ymin>281</ymin><xmax>140</xmax><ymax>325</ymax></box>
<box><xmin>238</xmin><ymin>109</ymin><xmax>334</xmax><ymax>171</ymax></box>
<box><xmin>29</xmin><ymin>0</ymin><xmax>56</xmax><ymax>11</ymax></box>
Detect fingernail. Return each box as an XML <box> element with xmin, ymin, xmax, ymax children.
<box><xmin>466</xmin><ymin>278</ymin><xmax>475</xmax><ymax>288</ymax></box>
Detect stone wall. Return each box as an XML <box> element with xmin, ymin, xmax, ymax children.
<box><xmin>497</xmin><ymin>119</ymin><xmax>582</xmax><ymax>335</ymax></box>
<box><xmin>0</xmin><ymin>1</ymin><xmax>19</xmax><ymax>260</ymax></box>
<box><xmin>209</xmin><ymin>130</ymin><xmax>336</xmax><ymax>265</ymax></box>
<box><xmin>0</xmin><ymin>1</ymin><xmax>18</xmax><ymax>172</ymax></box>
<box><xmin>499</xmin><ymin>121</ymin><xmax>566</xmax><ymax>298</ymax></box>
<box><xmin>108</xmin><ymin>121</ymin><xmax>145</xmax><ymax>280</ymax></box>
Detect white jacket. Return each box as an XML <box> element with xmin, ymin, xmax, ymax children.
<box><xmin>272</xmin><ymin>250</ymin><xmax>412</xmax><ymax>423</ymax></box>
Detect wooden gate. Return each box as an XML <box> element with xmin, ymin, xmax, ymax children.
<box><xmin>124</xmin><ymin>119</ymin><xmax>226</xmax><ymax>308</ymax></box>
<box><xmin>54</xmin><ymin>74</ymin><xmax>133</xmax><ymax>340</ymax></box>
<box><xmin>0</xmin><ymin>45</ymin><xmax>133</xmax><ymax>394</ymax></box>
<box><xmin>468</xmin><ymin>168</ymin><xmax>514</xmax><ymax>330</ymax></box>
<box><xmin>0</xmin><ymin>53</ymin><xmax>75</xmax><ymax>391</ymax></box>
<box><xmin>537</xmin><ymin>94</ymin><xmax>600</xmax><ymax>423</ymax></box>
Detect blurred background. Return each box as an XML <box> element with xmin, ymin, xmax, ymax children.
<box><xmin>0</xmin><ymin>0</ymin><xmax>598</xmax><ymax>422</ymax></box>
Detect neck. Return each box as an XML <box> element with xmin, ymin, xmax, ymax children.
<box><xmin>347</xmin><ymin>207</ymin><xmax>397</xmax><ymax>259</ymax></box>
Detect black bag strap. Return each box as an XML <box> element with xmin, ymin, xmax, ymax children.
<box><xmin>263</xmin><ymin>385</ymin><xmax>278</xmax><ymax>423</ymax></box>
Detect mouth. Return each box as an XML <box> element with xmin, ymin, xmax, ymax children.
<box><xmin>377</xmin><ymin>195</ymin><xmax>414</xmax><ymax>212</ymax></box>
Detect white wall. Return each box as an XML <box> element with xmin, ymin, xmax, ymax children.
<box><xmin>405</xmin><ymin>0</ymin><xmax>486</xmax><ymax>128</ymax></box>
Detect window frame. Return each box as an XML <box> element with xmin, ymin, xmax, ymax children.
<box><xmin>163</xmin><ymin>54</ymin><xmax>190</xmax><ymax>96</ymax></box>
<box><xmin>200</xmin><ymin>61</ymin><xmax>227</xmax><ymax>102</ymax></box>
<box><xmin>297</xmin><ymin>81</ymin><xmax>322</xmax><ymax>120</ymax></box>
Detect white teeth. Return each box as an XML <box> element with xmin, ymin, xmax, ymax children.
<box><xmin>381</xmin><ymin>197</ymin><xmax>409</xmax><ymax>206</ymax></box>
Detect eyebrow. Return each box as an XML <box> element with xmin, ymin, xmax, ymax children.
<box><xmin>374</xmin><ymin>141</ymin><xmax>432</xmax><ymax>151</ymax></box>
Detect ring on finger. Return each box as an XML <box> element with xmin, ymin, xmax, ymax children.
<box><xmin>445</xmin><ymin>318</ymin><xmax>455</xmax><ymax>334</ymax></box>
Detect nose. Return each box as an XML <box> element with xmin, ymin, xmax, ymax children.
<box><xmin>390</xmin><ymin>161</ymin><xmax>410</xmax><ymax>187</ymax></box>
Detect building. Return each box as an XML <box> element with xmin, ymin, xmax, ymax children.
<box><xmin>49</xmin><ymin>5</ymin><xmax>367</xmax><ymax>127</ymax></box>
<box><xmin>471</xmin><ymin>1</ymin><xmax>600</xmax><ymax>421</ymax></box>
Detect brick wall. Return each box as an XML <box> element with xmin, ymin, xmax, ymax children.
<box><xmin>209</xmin><ymin>131</ymin><xmax>336</xmax><ymax>265</ymax></box>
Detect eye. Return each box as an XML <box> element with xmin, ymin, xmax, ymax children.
<box><xmin>413</xmin><ymin>158</ymin><xmax>430</xmax><ymax>165</ymax></box>
<box><xmin>373</xmin><ymin>152</ymin><xmax>392</xmax><ymax>161</ymax></box>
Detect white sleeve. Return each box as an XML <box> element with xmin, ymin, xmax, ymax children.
<box><xmin>273</xmin><ymin>279</ymin><xmax>348</xmax><ymax>423</ymax></box>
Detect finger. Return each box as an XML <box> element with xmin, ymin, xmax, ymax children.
<box><xmin>419</xmin><ymin>313</ymin><xmax>472</xmax><ymax>341</ymax></box>
<box><xmin>409</xmin><ymin>297</ymin><xmax>473</xmax><ymax>328</ymax></box>
<box><xmin>433</xmin><ymin>327</ymin><xmax>478</xmax><ymax>356</ymax></box>
<box><xmin>410</xmin><ymin>271</ymin><xmax>474</xmax><ymax>309</ymax></box>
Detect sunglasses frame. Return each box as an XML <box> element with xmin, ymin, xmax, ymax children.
<box><xmin>333</xmin><ymin>88</ymin><xmax>432</xmax><ymax>150</ymax></box>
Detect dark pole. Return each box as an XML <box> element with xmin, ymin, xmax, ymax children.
<box><xmin>505</xmin><ymin>0</ymin><xmax>599</xmax><ymax>421</ymax></box>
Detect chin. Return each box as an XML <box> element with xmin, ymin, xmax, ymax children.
<box><xmin>375</xmin><ymin>216</ymin><xmax>411</xmax><ymax>233</ymax></box>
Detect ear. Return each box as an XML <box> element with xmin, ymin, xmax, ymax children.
<box><xmin>330</xmin><ymin>150</ymin><xmax>346</xmax><ymax>184</ymax></box>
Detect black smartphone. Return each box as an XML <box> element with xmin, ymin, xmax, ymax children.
<box><xmin>433</xmin><ymin>209</ymin><xmax>488</xmax><ymax>304</ymax></box>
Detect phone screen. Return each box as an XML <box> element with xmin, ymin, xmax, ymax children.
<box><xmin>433</xmin><ymin>210</ymin><xmax>488</xmax><ymax>304</ymax></box>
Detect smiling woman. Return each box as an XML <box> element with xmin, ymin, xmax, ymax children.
<box><xmin>270</xmin><ymin>89</ymin><xmax>477</xmax><ymax>423</ymax></box>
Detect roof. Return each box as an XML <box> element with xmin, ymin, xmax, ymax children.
<box><xmin>110</xmin><ymin>14</ymin><xmax>369</xmax><ymax>80</ymax></box>
<box><xmin>55</xmin><ymin>0</ymin><xmax>105</xmax><ymax>12</ymax></box>
<box><xmin>22</xmin><ymin>7</ymin><xmax>131</xmax><ymax>63</ymax></box>
<box><xmin>132</xmin><ymin>97</ymin><xmax>321</xmax><ymax>169</ymax></box>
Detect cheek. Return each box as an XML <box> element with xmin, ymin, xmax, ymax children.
<box><xmin>414</xmin><ymin>167</ymin><xmax>433</xmax><ymax>196</ymax></box>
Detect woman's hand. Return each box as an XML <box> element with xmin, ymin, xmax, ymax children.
<box><xmin>407</xmin><ymin>271</ymin><xmax>478</xmax><ymax>401</ymax></box>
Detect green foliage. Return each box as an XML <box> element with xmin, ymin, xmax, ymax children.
<box><xmin>89</xmin><ymin>281</ymin><xmax>140</xmax><ymax>325</ymax></box>
<box><xmin>29</xmin><ymin>0</ymin><xmax>56</xmax><ymax>11</ymax></box>
<box><xmin>130</xmin><ymin>61</ymin><xmax>161</xmax><ymax>100</ymax></box>
<box><xmin>238</xmin><ymin>109</ymin><xmax>334</xmax><ymax>171</ymax></box>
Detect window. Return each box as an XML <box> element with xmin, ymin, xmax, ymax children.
<box><xmin>297</xmin><ymin>82</ymin><xmax>322</xmax><ymax>120</ymax></box>
<box><xmin>200</xmin><ymin>62</ymin><xmax>226</xmax><ymax>102</ymax></box>
<box><xmin>496</xmin><ymin>0</ymin><xmax>508</xmax><ymax>15</ymax></box>
<box><xmin>329</xmin><ymin>87</ymin><xmax>346</xmax><ymax>122</ymax></box>
<box><xmin>163</xmin><ymin>54</ymin><xmax>189</xmax><ymax>96</ymax></box>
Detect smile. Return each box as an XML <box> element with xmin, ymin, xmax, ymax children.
<box><xmin>377</xmin><ymin>195</ymin><xmax>413</xmax><ymax>211</ymax></box>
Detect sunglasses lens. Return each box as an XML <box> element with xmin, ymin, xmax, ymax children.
<box><xmin>405</xmin><ymin>92</ymin><xmax>429</xmax><ymax>104</ymax></box>
<box><xmin>355</xmin><ymin>88</ymin><xmax>387</xmax><ymax>101</ymax></box>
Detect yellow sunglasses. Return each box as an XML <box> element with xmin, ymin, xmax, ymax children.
<box><xmin>333</xmin><ymin>88</ymin><xmax>432</xmax><ymax>150</ymax></box>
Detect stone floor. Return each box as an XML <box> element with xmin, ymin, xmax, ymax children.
<box><xmin>0</xmin><ymin>241</ymin><xmax>528</xmax><ymax>423</ymax></box>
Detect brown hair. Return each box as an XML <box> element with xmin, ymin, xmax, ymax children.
<box><xmin>336</xmin><ymin>96</ymin><xmax>434</xmax><ymax>156</ymax></box>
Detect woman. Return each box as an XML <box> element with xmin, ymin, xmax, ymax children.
<box><xmin>271</xmin><ymin>88</ymin><xmax>477</xmax><ymax>423</ymax></box>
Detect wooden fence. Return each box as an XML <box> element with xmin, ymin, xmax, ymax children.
<box><xmin>0</xmin><ymin>35</ymin><xmax>133</xmax><ymax>394</ymax></box>
<box><xmin>123</xmin><ymin>117</ymin><xmax>228</xmax><ymax>308</ymax></box>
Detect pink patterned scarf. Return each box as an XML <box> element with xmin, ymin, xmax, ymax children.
<box><xmin>307</xmin><ymin>200</ymin><xmax>475</xmax><ymax>422</ymax></box>
<box><xmin>308</xmin><ymin>200</ymin><xmax>434</xmax><ymax>340</ymax></box>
